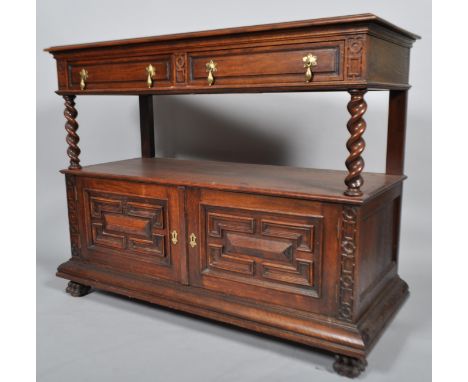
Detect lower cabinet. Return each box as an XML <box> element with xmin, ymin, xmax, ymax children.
<box><xmin>61</xmin><ymin>172</ymin><xmax>408</xmax><ymax>364</ymax></box>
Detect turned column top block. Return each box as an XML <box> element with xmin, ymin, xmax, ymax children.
<box><xmin>45</xmin><ymin>13</ymin><xmax>419</xmax><ymax>95</ymax></box>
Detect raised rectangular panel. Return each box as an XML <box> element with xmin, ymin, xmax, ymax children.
<box><xmin>88</xmin><ymin>191</ymin><xmax>168</xmax><ymax>260</ymax></box>
<box><xmin>75</xmin><ymin>178</ymin><xmax>186</xmax><ymax>283</ymax></box>
<box><xmin>67</xmin><ymin>55</ymin><xmax>173</xmax><ymax>90</ymax></box>
<box><xmin>188</xmin><ymin>41</ymin><xmax>344</xmax><ymax>87</ymax></box>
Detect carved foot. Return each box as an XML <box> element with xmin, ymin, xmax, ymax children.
<box><xmin>333</xmin><ymin>354</ymin><xmax>367</xmax><ymax>378</ymax></box>
<box><xmin>65</xmin><ymin>281</ymin><xmax>92</xmax><ymax>297</ymax></box>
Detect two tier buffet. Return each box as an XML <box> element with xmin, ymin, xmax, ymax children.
<box><xmin>46</xmin><ymin>14</ymin><xmax>419</xmax><ymax>378</ymax></box>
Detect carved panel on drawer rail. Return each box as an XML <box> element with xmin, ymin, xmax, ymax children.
<box><xmin>175</xmin><ymin>53</ymin><xmax>187</xmax><ymax>84</ymax></box>
<box><xmin>345</xmin><ymin>36</ymin><xmax>366</xmax><ymax>80</ymax></box>
<box><xmin>201</xmin><ymin>205</ymin><xmax>323</xmax><ymax>296</ymax></box>
<box><xmin>86</xmin><ymin>190</ymin><xmax>169</xmax><ymax>263</ymax></box>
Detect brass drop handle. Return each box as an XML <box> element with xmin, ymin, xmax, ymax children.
<box><xmin>79</xmin><ymin>68</ymin><xmax>88</xmax><ymax>90</ymax></box>
<box><xmin>146</xmin><ymin>64</ymin><xmax>156</xmax><ymax>88</ymax></box>
<box><xmin>302</xmin><ymin>53</ymin><xmax>318</xmax><ymax>82</ymax></box>
<box><xmin>205</xmin><ymin>60</ymin><xmax>217</xmax><ymax>86</ymax></box>
<box><xmin>189</xmin><ymin>233</ymin><xmax>197</xmax><ymax>248</ymax></box>
<box><xmin>171</xmin><ymin>230</ymin><xmax>178</xmax><ymax>245</ymax></box>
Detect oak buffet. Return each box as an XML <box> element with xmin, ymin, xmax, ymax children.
<box><xmin>45</xmin><ymin>14</ymin><xmax>419</xmax><ymax>378</ymax></box>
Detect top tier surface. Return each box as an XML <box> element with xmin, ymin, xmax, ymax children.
<box><xmin>46</xmin><ymin>14</ymin><xmax>419</xmax><ymax>95</ymax></box>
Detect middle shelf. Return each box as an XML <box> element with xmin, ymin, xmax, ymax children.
<box><xmin>62</xmin><ymin>157</ymin><xmax>405</xmax><ymax>205</ymax></box>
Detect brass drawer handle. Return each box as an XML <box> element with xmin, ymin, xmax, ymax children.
<box><xmin>189</xmin><ymin>233</ymin><xmax>197</xmax><ymax>248</ymax></box>
<box><xmin>79</xmin><ymin>68</ymin><xmax>88</xmax><ymax>90</ymax></box>
<box><xmin>171</xmin><ymin>230</ymin><xmax>178</xmax><ymax>245</ymax></box>
<box><xmin>302</xmin><ymin>53</ymin><xmax>318</xmax><ymax>82</ymax></box>
<box><xmin>146</xmin><ymin>64</ymin><xmax>156</xmax><ymax>88</ymax></box>
<box><xmin>205</xmin><ymin>60</ymin><xmax>217</xmax><ymax>86</ymax></box>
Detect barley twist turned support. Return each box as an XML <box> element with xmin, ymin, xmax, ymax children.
<box><xmin>344</xmin><ymin>89</ymin><xmax>367</xmax><ymax>196</ymax></box>
<box><xmin>63</xmin><ymin>95</ymin><xmax>81</xmax><ymax>170</ymax></box>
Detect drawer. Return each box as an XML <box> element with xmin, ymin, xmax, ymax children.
<box><xmin>187</xmin><ymin>189</ymin><xmax>340</xmax><ymax>314</ymax></box>
<box><xmin>67</xmin><ymin>55</ymin><xmax>173</xmax><ymax>91</ymax></box>
<box><xmin>188</xmin><ymin>41</ymin><xmax>344</xmax><ymax>87</ymax></box>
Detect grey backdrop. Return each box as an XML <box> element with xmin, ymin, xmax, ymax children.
<box><xmin>37</xmin><ymin>1</ymin><xmax>432</xmax><ymax>381</ymax></box>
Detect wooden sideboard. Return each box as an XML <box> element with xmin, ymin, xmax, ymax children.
<box><xmin>45</xmin><ymin>14</ymin><xmax>419</xmax><ymax>378</ymax></box>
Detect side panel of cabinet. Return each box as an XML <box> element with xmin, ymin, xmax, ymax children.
<box><xmin>186</xmin><ymin>188</ymin><xmax>341</xmax><ymax>314</ymax></box>
<box><xmin>75</xmin><ymin>177</ymin><xmax>187</xmax><ymax>283</ymax></box>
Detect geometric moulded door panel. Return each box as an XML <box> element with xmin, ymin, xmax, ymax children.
<box><xmin>77</xmin><ymin>177</ymin><xmax>186</xmax><ymax>283</ymax></box>
<box><xmin>187</xmin><ymin>189</ymin><xmax>339</xmax><ymax>313</ymax></box>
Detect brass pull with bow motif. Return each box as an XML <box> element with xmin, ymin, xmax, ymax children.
<box><xmin>79</xmin><ymin>68</ymin><xmax>88</xmax><ymax>90</ymax></box>
<box><xmin>146</xmin><ymin>64</ymin><xmax>156</xmax><ymax>88</ymax></box>
<box><xmin>302</xmin><ymin>53</ymin><xmax>318</xmax><ymax>82</ymax></box>
<box><xmin>205</xmin><ymin>60</ymin><xmax>217</xmax><ymax>86</ymax></box>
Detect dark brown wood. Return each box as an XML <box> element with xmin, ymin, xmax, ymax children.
<box><xmin>386</xmin><ymin>90</ymin><xmax>408</xmax><ymax>175</ymax></box>
<box><xmin>63</xmin><ymin>95</ymin><xmax>81</xmax><ymax>169</ymax></box>
<box><xmin>138</xmin><ymin>95</ymin><xmax>155</xmax><ymax>158</ymax></box>
<box><xmin>46</xmin><ymin>14</ymin><xmax>418</xmax><ymax>378</ymax></box>
<box><xmin>65</xmin><ymin>174</ymin><xmax>81</xmax><ymax>257</ymax></box>
<box><xmin>345</xmin><ymin>89</ymin><xmax>367</xmax><ymax>196</ymax></box>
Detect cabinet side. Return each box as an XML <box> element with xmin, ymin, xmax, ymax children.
<box><xmin>354</xmin><ymin>183</ymin><xmax>403</xmax><ymax>319</ymax></box>
<box><xmin>367</xmin><ymin>35</ymin><xmax>411</xmax><ymax>87</ymax></box>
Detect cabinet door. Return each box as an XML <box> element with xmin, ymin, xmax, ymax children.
<box><xmin>76</xmin><ymin>177</ymin><xmax>187</xmax><ymax>283</ymax></box>
<box><xmin>187</xmin><ymin>189</ymin><xmax>339</xmax><ymax>313</ymax></box>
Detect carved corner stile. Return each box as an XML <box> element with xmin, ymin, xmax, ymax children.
<box><xmin>65</xmin><ymin>174</ymin><xmax>81</xmax><ymax>258</ymax></box>
<box><xmin>337</xmin><ymin>206</ymin><xmax>358</xmax><ymax>322</ymax></box>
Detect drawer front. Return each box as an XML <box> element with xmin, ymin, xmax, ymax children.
<box><xmin>187</xmin><ymin>189</ymin><xmax>339</xmax><ymax>313</ymax></box>
<box><xmin>67</xmin><ymin>55</ymin><xmax>173</xmax><ymax>90</ymax></box>
<box><xmin>75</xmin><ymin>177</ymin><xmax>185</xmax><ymax>282</ymax></box>
<box><xmin>188</xmin><ymin>41</ymin><xmax>344</xmax><ymax>87</ymax></box>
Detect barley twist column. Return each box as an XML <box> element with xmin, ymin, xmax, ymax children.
<box><xmin>63</xmin><ymin>95</ymin><xmax>81</xmax><ymax>170</ymax></box>
<box><xmin>344</xmin><ymin>89</ymin><xmax>367</xmax><ymax>196</ymax></box>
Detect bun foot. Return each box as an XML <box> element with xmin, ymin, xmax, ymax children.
<box><xmin>333</xmin><ymin>354</ymin><xmax>367</xmax><ymax>378</ymax></box>
<box><xmin>66</xmin><ymin>281</ymin><xmax>92</xmax><ymax>297</ymax></box>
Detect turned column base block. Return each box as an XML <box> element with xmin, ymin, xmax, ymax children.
<box><xmin>344</xmin><ymin>188</ymin><xmax>363</xmax><ymax>197</ymax></box>
<box><xmin>65</xmin><ymin>281</ymin><xmax>92</xmax><ymax>297</ymax></box>
<box><xmin>333</xmin><ymin>355</ymin><xmax>368</xmax><ymax>378</ymax></box>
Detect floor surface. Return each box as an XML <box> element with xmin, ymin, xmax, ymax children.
<box><xmin>37</xmin><ymin>245</ymin><xmax>431</xmax><ymax>382</ymax></box>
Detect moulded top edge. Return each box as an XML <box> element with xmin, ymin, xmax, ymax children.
<box><xmin>44</xmin><ymin>13</ymin><xmax>420</xmax><ymax>54</ymax></box>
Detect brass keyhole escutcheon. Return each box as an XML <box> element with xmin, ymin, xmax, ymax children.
<box><xmin>189</xmin><ymin>233</ymin><xmax>197</xmax><ymax>248</ymax></box>
<box><xmin>205</xmin><ymin>60</ymin><xmax>217</xmax><ymax>86</ymax></box>
<box><xmin>79</xmin><ymin>68</ymin><xmax>88</xmax><ymax>90</ymax></box>
<box><xmin>171</xmin><ymin>230</ymin><xmax>178</xmax><ymax>245</ymax></box>
<box><xmin>146</xmin><ymin>64</ymin><xmax>156</xmax><ymax>88</ymax></box>
<box><xmin>302</xmin><ymin>53</ymin><xmax>318</xmax><ymax>82</ymax></box>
